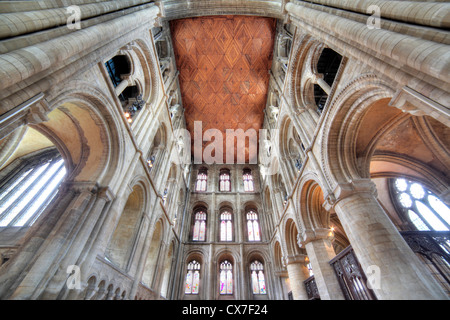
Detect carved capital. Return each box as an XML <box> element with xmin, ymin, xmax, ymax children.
<box><xmin>61</xmin><ymin>181</ymin><xmax>99</xmax><ymax>195</ymax></box>
<box><xmin>330</xmin><ymin>179</ymin><xmax>378</xmax><ymax>208</ymax></box>
<box><xmin>285</xmin><ymin>254</ymin><xmax>308</xmax><ymax>266</ymax></box>
<box><xmin>298</xmin><ymin>227</ymin><xmax>334</xmax><ymax>247</ymax></box>
<box><xmin>27</xmin><ymin>99</ymin><xmax>50</xmax><ymax>125</ymax></box>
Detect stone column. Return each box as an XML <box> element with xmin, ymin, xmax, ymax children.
<box><xmin>312</xmin><ymin>73</ymin><xmax>331</xmax><ymax>95</ymax></box>
<box><xmin>329</xmin><ymin>179</ymin><xmax>448</xmax><ymax>299</ymax></box>
<box><xmin>0</xmin><ymin>181</ymin><xmax>108</xmax><ymax>300</ymax></box>
<box><xmin>284</xmin><ymin>254</ymin><xmax>310</xmax><ymax>300</ymax></box>
<box><xmin>301</xmin><ymin>228</ymin><xmax>345</xmax><ymax>300</ymax></box>
<box><xmin>128</xmin><ymin>195</ymin><xmax>161</xmax><ymax>300</ymax></box>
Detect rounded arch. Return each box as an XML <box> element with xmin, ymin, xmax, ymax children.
<box><xmin>147</xmin><ymin>122</ymin><xmax>169</xmax><ymax>173</ymax></box>
<box><xmin>285</xmin><ymin>33</ymin><xmax>314</xmax><ymax>108</ymax></box>
<box><xmin>246</xmin><ymin>249</ymin><xmax>270</xmax><ymax>265</ymax></box>
<box><xmin>142</xmin><ymin>218</ymin><xmax>165</xmax><ymax>289</ymax></box>
<box><xmin>217</xmin><ymin>201</ymin><xmax>234</xmax><ymax>213</ymax></box>
<box><xmin>106</xmin><ymin>182</ymin><xmax>146</xmax><ymax>270</ymax></box>
<box><xmin>160</xmin><ymin>239</ymin><xmax>176</xmax><ymax>298</ymax></box>
<box><xmin>130</xmin><ymin>39</ymin><xmax>161</xmax><ymax>105</ymax></box>
<box><xmin>321</xmin><ymin>74</ymin><xmax>395</xmax><ymax>186</ymax></box>
<box><xmin>273</xmin><ymin>240</ymin><xmax>284</xmax><ymax>271</ymax></box>
<box><xmin>42</xmin><ymin>82</ymin><xmax>124</xmax><ymax>186</ymax></box>
<box><xmin>299</xmin><ymin>179</ymin><xmax>329</xmax><ymax>232</ymax></box>
<box><xmin>284</xmin><ymin>218</ymin><xmax>302</xmax><ymax>257</ymax></box>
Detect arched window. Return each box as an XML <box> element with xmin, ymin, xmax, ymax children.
<box><xmin>219</xmin><ymin>260</ymin><xmax>233</xmax><ymax>295</ymax></box>
<box><xmin>192</xmin><ymin>210</ymin><xmax>207</xmax><ymax>241</ymax></box>
<box><xmin>219</xmin><ymin>169</ymin><xmax>231</xmax><ymax>192</ymax></box>
<box><xmin>247</xmin><ymin>210</ymin><xmax>261</xmax><ymax>241</ymax></box>
<box><xmin>195</xmin><ymin>168</ymin><xmax>207</xmax><ymax>192</ymax></box>
<box><xmin>0</xmin><ymin>150</ymin><xmax>66</xmax><ymax>227</ymax></box>
<box><xmin>392</xmin><ymin>178</ymin><xmax>450</xmax><ymax>231</ymax></box>
<box><xmin>185</xmin><ymin>260</ymin><xmax>201</xmax><ymax>295</ymax></box>
<box><xmin>250</xmin><ymin>260</ymin><xmax>267</xmax><ymax>295</ymax></box>
<box><xmin>243</xmin><ymin>169</ymin><xmax>254</xmax><ymax>192</ymax></box>
<box><xmin>105</xmin><ymin>55</ymin><xmax>130</xmax><ymax>88</ymax></box>
<box><xmin>314</xmin><ymin>48</ymin><xmax>342</xmax><ymax>114</ymax></box>
<box><xmin>220</xmin><ymin>211</ymin><xmax>232</xmax><ymax>242</ymax></box>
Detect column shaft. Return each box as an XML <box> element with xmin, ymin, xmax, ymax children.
<box><xmin>334</xmin><ymin>189</ymin><xmax>447</xmax><ymax>299</ymax></box>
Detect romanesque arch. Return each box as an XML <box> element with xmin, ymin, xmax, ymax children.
<box><xmin>142</xmin><ymin>218</ymin><xmax>165</xmax><ymax>289</ymax></box>
<box><xmin>106</xmin><ymin>183</ymin><xmax>146</xmax><ymax>270</ymax></box>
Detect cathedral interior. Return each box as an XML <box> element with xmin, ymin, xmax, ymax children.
<box><xmin>0</xmin><ymin>0</ymin><xmax>449</xmax><ymax>301</ymax></box>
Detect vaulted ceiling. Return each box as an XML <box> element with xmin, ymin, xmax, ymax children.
<box><xmin>170</xmin><ymin>16</ymin><xmax>276</xmax><ymax>163</ymax></box>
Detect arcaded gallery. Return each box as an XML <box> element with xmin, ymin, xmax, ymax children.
<box><xmin>0</xmin><ymin>0</ymin><xmax>448</xmax><ymax>301</ymax></box>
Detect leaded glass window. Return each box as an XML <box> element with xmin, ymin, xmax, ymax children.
<box><xmin>195</xmin><ymin>169</ymin><xmax>207</xmax><ymax>192</ymax></box>
<box><xmin>250</xmin><ymin>260</ymin><xmax>267</xmax><ymax>295</ymax></box>
<box><xmin>219</xmin><ymin>260</ymin><xmax>233</xmax><ymax>295</ymax></box>
<box><xmin>192</xmin><ymin>210</ymin><xmax>207</xmax><ymax>241</ymax></box>
<box><xmin>220</xmin><ymin>211</ymin><xmax>232</xmax><ymax>242</ymax></box>
<box><xmin>243</xmin><ymin>169</ymin><xmax>254</xmax><ymax>192</ymax></box>
<box><xmin>185</xmin><ymin>260</ymin><xmax>200</xmax><ymax>295</ymax></box>
<box><xmin>247</xmin><ymin>210</ymin><xmax>261</xmax><ymax>241</ymax></box>
<box><xmin>392</xmin><ymin>178</ymin><xmax>450</xmax><ymax>231</ymax></box>
<box><xmin>219</xmin><ymin>169</ymin><xmax>231</xmax><ymax>192</ymax></box>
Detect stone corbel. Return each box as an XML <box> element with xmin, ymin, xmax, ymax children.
<box><xmin>389</xmin><ymin>86</ymin><xmax>450</xmax><ymax>127</ymax></box>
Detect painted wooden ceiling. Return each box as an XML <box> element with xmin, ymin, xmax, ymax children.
<box><xmin>170</xmin><ymin>16</ymin><xmax>276</xmax><ymax>163</ymax></box>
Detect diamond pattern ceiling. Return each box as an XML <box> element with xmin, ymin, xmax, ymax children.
<box><xmin>170</xmin><ymin>16</ymin><xmax>276</xmax><ymax>163</ymax></box>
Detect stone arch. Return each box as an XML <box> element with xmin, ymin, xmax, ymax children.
<box><xmin>147</xmin><ymin>122</ymin><xmax>168</xmax><ymax>174</ymax></box>
<box><xmin>105</xmin><ymin>182</ymin><xmax>146</xmax><ymax>270</ymax></box>
<box><xmin>285</xmin><ymin>33</ymin><xmax>312</xmax><ymax>108</ymax></box>
<box><xmin>130</xmin><ymin>39</ymin><xmax>161</xmax><ymax>105</ymax></box>
<box><xmin>40</xmin><ymin>82</ymin><xmax>124</xmax><ymax>186</ymax></box>
<box><xmin>273</xmin><ymin>240</ymin><xmax>284</xmax><ymax>272</ymax></box>
<box><xmin>246</xmin><ymin>250</ymin><xmax>270</xmax><ymax>296</ymax></box>
<box><xmin>300</xmin><ymin>179</ymin><xmax>329</xmax><ymax>231</ymax></box>
<box><xmin>142</xmin><ymin>218</ymin><xmax>165</xmax><ymax>289</ymax></box>
<box><xmin>278</xmin><ymin>115</ymin><xmax>302</xmax><ymax>185</ymax></box>
<box><xmin>160</xmin><ymin>239</ymin><xmax>176</xmax><ymax>299</ymax></box>
<box><xmin>246</xmin><ymin>249</ymin><xmax>270</xmax><ymax>266</ymax></box>
<box><xmin>321</xmin><ymin>74</ymin><xmax>394</xmax><ymax>186</ymax></box>
<box><xmin>189</xmin><ymin>202</ymin><xmax>208</xmax><ymax>241</ymax></box>
<box><xmin>215</xmin><ymin>249</ymin><xmax>239</xmax><ymax>299</ymax></box>
<box><xmin>284</xmin><ymin>218</ymin><xmax>302</xmax><ymax>257</ymax></box>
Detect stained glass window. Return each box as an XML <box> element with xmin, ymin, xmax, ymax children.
<box><xmin>195</xmin><ymin>169</ymin><xmax>207</xmax><ymax>192</ymax></box>
<box><xmin>247</xmin><ymin>210</ymin><xmax>261</xmax><ymax>241</ymax></box>
<box><xmin>219</xmin><ymin>170</ymin><xmax>231</xmax><ymax>192</ymax></box>
<box><xmin>219</xmin><ymin>260</ymin><xmax>233</xmax><ymax>295</ymax></box>
<box><xmin>392</xmin><ymin>178</ymin><xmax>450</xmax><ymax>231</ymax></box>
<box><xmin>193</xmin><ymin>211</ymin><xmax>207</xmax><ymax>241</ymax></box>
<box><xmin>250</xmin><ymin>261</ymin><xmax>267</xmax><ymax>294</ymax></box>
<box><xmin>185</xmin><ymin>260</ymin><xmax>200</xmax><ymax>294</ymax></box>
<box><xmin>243</xmin><ymin>169</ymin><xmax>254</xmax><ymax>192</ymax></box>
<box><xmin>220</xmin><ymin>211</ymin><xmax>232</xmax><ymax>242</ymax></box>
